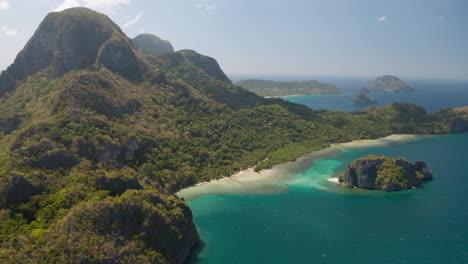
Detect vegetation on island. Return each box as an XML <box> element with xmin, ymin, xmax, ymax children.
<box><xmin>366</xmin><ymin>75</ymin><xmax>413</xmax><ymax>93</ymax></box>
<box><xmin>0</xmin><ymin>7</ymin><xmax>467</xmax><ymax>264</ymax></box>
<box><xmin>235</xmin><ymin>79</ymin><xmax>343</xmax><ymax>97</ymax></box>
<box><xmin>354</xmin><ymin>90</ymin><xmax>378</xmax><ymax>105</ymax></box>
<box><xmin>339</xmin><ymin>155</ymin><xmax>433</xmax><ymax>191</ymax></box>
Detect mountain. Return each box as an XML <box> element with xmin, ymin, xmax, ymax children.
<box><xmin>365</xmin><ymin>75</ymin><xmax>413</xmax><ymax>92</ymax></box>
<box><xmin>133</xmin><ymin>33</ymin><xmax>175</xmax><ymax>54</ymax></box>
<box><xmin>236</xmin><ymin>79</ymin><xmax>343</xmax><ymax>97</ymax></box>
<box><xmin>0</xmin><ymin>7</ymin><xmax>467</xmax><ymax>264</ymax></box>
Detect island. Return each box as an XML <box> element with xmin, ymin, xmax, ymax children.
<box><xmin>0</xmin><ymin>7</ymin><xmax>467</xmax><ymax>263</ymax></box>
<box><xmin>366</xmin><ymin>75</ymin><xmax>413</xmax><ymax>93</ymax></box>
<box><xmin>354</xmin><ymin>90</ymin><xmax>378</xmax><ymax>105</ymax></box>
<box><xmin>339</xmin><ymin>155</ymin><xmax>433</xmax><ymax>191</ymax></box>
<box><xmin>235</xmin><ymin>79</ymin><xmax>343</xmax><ymax>97</ymax></box>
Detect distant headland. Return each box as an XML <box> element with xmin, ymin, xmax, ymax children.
<box><xmin>235</xmin><ymin>79</ymin><xmax>343</xmax><ymax>97</ymax></box>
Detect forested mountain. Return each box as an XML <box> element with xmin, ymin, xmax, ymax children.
<box><xmin>0</xmin><ymin>7</ymin><xmax>467</xmax><ymax>264</ymax></box>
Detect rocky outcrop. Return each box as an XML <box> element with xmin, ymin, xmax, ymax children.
<box><xmin>340</xmin><ymin>155</ymin><xmax>433</xmax><ymax>191</ymax></box>
<box><xmin>50</xmin><ymin>190</ymin><xmax>199</xmax><ymax>264</ymax></box>
<box><xmin>366</xmin><ymin>75</ymin><xmax>413</xmax><ymax>93</ymax></box>
<box><xmin>354</xmin><ymin>90</ymin><xmax>377</xmax><ymax>105</ymax></box>
<box><xmin>133</xmin><ymin>34</ymin><xmax>175</xmax><ymax>54</ymax></box>
<box><xmin>0</xmin><ymin>8</ymin><xmax>146</xmax><ymax>97</ymax></box>
<box><xmin>444</xmin><ymin>117</ymin><xmax>468</xmax><ymax>133</ymax></box>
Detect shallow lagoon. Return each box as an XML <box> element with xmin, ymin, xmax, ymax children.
<box><xmin>185</xmin><ymin>134</ymin><xmax>468</xmax><ymax>264</ymax></box>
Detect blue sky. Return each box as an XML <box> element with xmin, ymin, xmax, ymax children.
<box><xmin>0</xmin><ymin>0</ymin><xmax>467</xmax><ymax>79</ymax></box>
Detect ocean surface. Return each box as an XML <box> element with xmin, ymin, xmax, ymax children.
<box><xmin>232</xmin><ymin>76</ymin><xmax>468</xmax><ymax>112</ymax></box>
<box><xmin>186</xmin><ymin>77</ymin><xmax>468</xmax><ymax>264</ymax></box>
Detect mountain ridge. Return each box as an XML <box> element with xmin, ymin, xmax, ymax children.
<box><xmin>133</xmin><ymin>33</ymin><xmax>175</xmax><ymax>54</ymax></box>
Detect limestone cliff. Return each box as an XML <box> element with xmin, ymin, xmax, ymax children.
<box><xmin>340</xmin><ymin>155</ymin><xmax>433</xmax><ymax>191</ymax></box>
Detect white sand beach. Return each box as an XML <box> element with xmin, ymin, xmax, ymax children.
<box><xmin>176</xmin><ymin>134</ymin><xmax>427</xmax><ymax>200</ymax></box>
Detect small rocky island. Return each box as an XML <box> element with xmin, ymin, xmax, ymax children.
<box><xmin>339</xmin><ymin>155</ymin><xmax>433</xmax><ymax>192</ymax></box>
<box><xmin>354</xmin><ymin>90</ymin><xmax>377</xmax><ymax>105</ymax></box>
<box><xmin>366</xmin><ymin>75</ymin><xmax>413</xmax><ymax>93</ymax></box>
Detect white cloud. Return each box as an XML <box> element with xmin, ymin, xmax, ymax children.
<box><xmin>378</xmin><ymin>16</ymin><xmax>387</xmax><ymax>22</ymax></box>
<box><xmin>436</xmin><ymin>15</ymin><xmax>445</xmax><ymax>21</ymax></box>
<box><xmin>0</xmin><ymin>0</ymin><xmax>10</xmax><ymax>10</ymax></box>
<box><xmin>196</xmin><ymin>0</ymin><xmax>217</xmax><ymax>11</ymax></box>
<box><xmin>54</xmin><ymin>0</ymin><xmax>131</xmax><ymax>13</ymax></box>
<box><xmin>1</xmin><ymin>26</ymin><xmax>18</xmax><ymax>36</ymax></box>
<box><xmin>122</xmin><ymin>13</ymin><xmax>142</xmax><ymax>29</ymax></box>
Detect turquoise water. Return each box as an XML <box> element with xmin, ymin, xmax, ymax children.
<box><xmin>188</xmin><ymin>134</ymin><xmax>468</xmax><ymax>264</ymax></box>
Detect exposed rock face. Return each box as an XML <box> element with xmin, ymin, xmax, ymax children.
<box><xmin>354</xmin><ymin>90</ymin><xmax>377</xmax><ymax>105</ymax></box>
<box><xmin>366</xmin><ymin>75</ymin><xmax>413</xmax><ymax>93</ymax></box>
<box><xmin>0</xmin><ymin>8</ymin><xmax>145</xmax><ymax>97</ymax></box>
<box><xmin>340</xmin><ymin>155</ymin><xmax>433</xmax><ymax>191</ymax></box>
<box><xmin>51</xmin><ymin>190</ymin><xmax>199</xmax><ymax>264</ymax></box>
<box><xmin>444</xmin><ymin>117</ymin><xmax>468</xmax><ymax>133</ymax></box>
<box><xmin>133</xmin><ymin>33</ymin><xmax>175</xmax><ymax>54</ymax></box>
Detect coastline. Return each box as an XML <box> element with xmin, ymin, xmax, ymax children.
<box><xmin>263</xmin><ymin>92</ymin><xmax>344</xmax><ymax>99</ymax></box>
<box><xmin>176</xmin><ymin>134</ymin><xmax>426</xmax><ymax>200</ymax></box>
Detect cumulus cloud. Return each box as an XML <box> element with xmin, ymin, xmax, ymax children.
<box><xmin>378</xmin><ymin>16</ymin><xmax>387</xmax><ymax>22</ymax></box>
<box><xmin>122</xmin><ymin>13</ymin><xmax>142</xmax><ymax>29</ymax></box>
<box><xmin>0</xmin><ymin>0</ymin><xmax>10</xmax><ymax>10</ymax></box>
<box><xmin>54</xmin><ymin>0</ymin><xmax>130</xmax><ymax>13</ymax></box>
<box><xmin>196</xmin><ymin>0</ymin><xmax>217</xmax><ymax>11</ymax></box>
<box><xmin>1</xmin><ymin>26</ymin><xmax>18</xmax><ymax>36</ymax></box>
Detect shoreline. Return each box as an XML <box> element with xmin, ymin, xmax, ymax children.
<box><xmin>263</xmin><ymin>92</ymin><xmax>345</xmax><ymax>99</ymax></box>
<box><xmin>176</xmin><ymin>134</ymin><xmax>426</xmax><ymax>200</ymax></box>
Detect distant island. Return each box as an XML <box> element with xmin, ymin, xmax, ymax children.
<box><xmin>366</xmin><ymin>75</ymin><xmax>413</xmax><ymax>93</ymax></box>
<box><xmin>354</xmin><ymin>90</ymin><xmax>377</xmax><ymax>105</ymax></box>
<box><xmin>236</xmin><ymin>79</ymin><xmax>343</xmax><ymax>97</ymax></box>
<box><xmin>339</xmin><ymin>155</ymin><xmax>433</xmax><ymax>192</ymax></box>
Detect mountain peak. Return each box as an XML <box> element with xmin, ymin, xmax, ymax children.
<box><xmin>133</xmin><ymin>34</ymin><xmax>175</xmax><ymax>54</ymax></box>
<box><xmin>0</xmin><ymin>7</ymin><xmax>144</xmax><ymax>97</ymax></box>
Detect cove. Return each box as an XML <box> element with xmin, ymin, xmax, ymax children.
<box><xmin>185</xmin><ymin>134</ymin><xmax>468</xmax><ymax>264</ymax></box>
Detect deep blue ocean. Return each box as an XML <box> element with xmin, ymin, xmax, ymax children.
<box><xmin>186</xmin><ymin>77</ymin><xmax>468</xmax><ymax>264</ymax></box>
<box><xmin>232</xmin><ymin>76</ymin><xmax>468</xmax><ymax>112</ymax></box>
